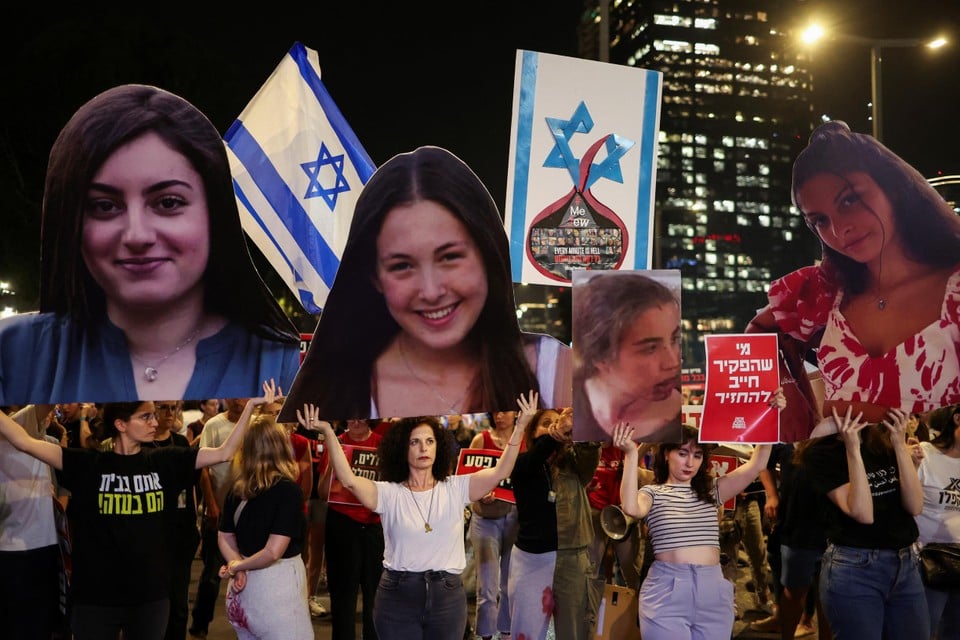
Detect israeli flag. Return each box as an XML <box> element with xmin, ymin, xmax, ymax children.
<box><xmin>226</xmin><ymin>42</ymin><xmax>375</xmax><ymax>314</ymax></box>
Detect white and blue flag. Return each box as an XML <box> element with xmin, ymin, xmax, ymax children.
<box><xmin>226</xmin><ymin>42</ymin><xmax>375</xmax><ymax>314</ymax></box>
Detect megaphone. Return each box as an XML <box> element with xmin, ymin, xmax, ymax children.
<box><xmin>600</xmin><ymin>504</ymin><xmax>638</xmax><ymax>540</ymax></box>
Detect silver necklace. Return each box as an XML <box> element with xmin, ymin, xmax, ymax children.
<box><xmin>405</xmin><ymin>480</ymin><xmax>436</xmax><ymax>533</ymax></box>
<box><xmin>398</xmin><ymin>337</ymin><xmax>470</xmax><ymax>414</ymax></box>
<box><xmin>130</xmin><ymin>328</ymin><xmax>202</xmax><ymax>382</ymax></box>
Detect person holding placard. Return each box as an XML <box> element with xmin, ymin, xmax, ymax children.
<box><xmin>614</xmin><ymin>419</ymin><xmax>778</xmax><ymax>640</ymax></box>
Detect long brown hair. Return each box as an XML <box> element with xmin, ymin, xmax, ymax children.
<box><xmin>282</xmin><ymin>146</ymin><xmax>539</xmax><ymax>421</ymax></box>
<box><xmin>652</xmin><ymin>424</ymin><xmax>715</xmax><ymax>504</ymax></box>
<box><xmin>792</xmin><ymin>120</ymin><xmax>960</xmax><ymax>296</ymax></box>
<box><xmin>229</xmin><ymin>415</ymin><xmax>298</xmax><ymax>499</ymax></box>
<box><xmin>40</xmin><ymin>84</ymin><xmax>298</xmax><ymax>343</ymax></box>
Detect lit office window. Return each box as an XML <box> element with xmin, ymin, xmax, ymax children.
<box><xmin>656</xmin><ymin>39</ymin><xmax>694</xmax><ymax>53</ymax></box>
<box><xmin>654</xmin><ymin>14</ymin><xmax>692</xmax><ymax>27</ymax></box>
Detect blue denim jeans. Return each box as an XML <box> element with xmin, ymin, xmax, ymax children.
<box><xmin>819</xmin><ymin>543</ymin><xmax>930</xmax><ymax>640</ymax></box>
<box><xmin>469</xmin><ymin>507</ymin><xmax>518</xmax><ymax>637</ymax></box>
<box><xmin>373</xmin><ymin>569</ymin><xmax>467</xmax><ymax>640</ymax></box>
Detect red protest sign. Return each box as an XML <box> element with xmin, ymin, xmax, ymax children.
<box><xmin>456</xmin><ymin>448</ymin><xmax>515</xmax><ymax>503</ymax></box>
<box><xmin>327</xmin><ymin>444</ymin><xmax>381</xmax><ymax>506</ymax></box>
<box><xmin>701</xmin><ymin>334</ymin><xmax>780</xmax><ymax>444</ymax></box>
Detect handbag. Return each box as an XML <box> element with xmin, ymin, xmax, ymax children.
<box><xmin>919</xmin><ymin>543</ymin><xmax>960</xmax><ymax>589</ymax></box>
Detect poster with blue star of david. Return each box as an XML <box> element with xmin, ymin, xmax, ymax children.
<box><xmin>504</xmin><ymin>50</ymin><xmax>662</xmax><ymax>285</ymax></box>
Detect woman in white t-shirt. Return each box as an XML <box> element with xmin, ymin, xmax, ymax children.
<box><xmin>297</xmin><ymin>392</ymin><xmax>536</xmax><ymax>640</ymax></box>
<box><xmin>915</xmin><ymin>405</ymin><xmax>960</xmax><ymax>638</ymax></box>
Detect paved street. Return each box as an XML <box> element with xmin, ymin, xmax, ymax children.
<box><xmin>187</xmin><ymin>548</ymin><xmax>821</xmax><ymax>639</ymax></box>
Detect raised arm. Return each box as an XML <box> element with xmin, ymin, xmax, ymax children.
<box><xmin>884</xmin><ymin>409</ymin><xmax>924</xmax><ymax>516</ymax></box>
<box><xmin>717</xmin><ymin>444</ymin><xmax>773</xmax><ymax>504</ymax></box>
<box><xmin>825</xmin><ymin>406</ymin><xmax>873</xmax><ymax>524</ymax></box>
<box><xmin>613</xmin><ymin>423</ymin><xmax>653</xmax><ymax>520</ymax></box>
<box><xmin>0</xmin><ymin>406</ymin><xmax>63</xmax><ymax>470</ymax></box>
<box><xmin>298</xmin><ymin>404</ymin><xmax>378</xmax><ymax>510</ymax></box>
<box><xmin>469</xmin><ymin>391</ymin><xmax>538</xmax><ymax>501</ymax></box>
<box><xmin>196</xmin><ymin>379</ymin><xmax>276</xmax><ymax>469</ymax></box>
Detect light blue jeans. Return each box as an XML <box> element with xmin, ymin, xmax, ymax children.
<box><xmin>469</xmin><ymin>507</ymin><xmax>518</xmax><ymax>637</ymax></box>
<box><xmin>819</xmin><ymin>543</ymin><xmax>930</xmax><ymax>640</ymax></box>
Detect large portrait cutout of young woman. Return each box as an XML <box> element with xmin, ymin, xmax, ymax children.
<box><xmin>278</xmin><ymin>146</ymin><xmax>573</xmax><ymax>423</ymax></box>
<box><xmin>0</xmin><ymin>84</ymin><xmax>301</xmax><ymax>405</ymax></box>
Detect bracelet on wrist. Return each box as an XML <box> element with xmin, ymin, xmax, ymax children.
<box><xmin>507</xmin><ymin>440</ymin><xmax>522</xmax><ymax>447</ymax></box>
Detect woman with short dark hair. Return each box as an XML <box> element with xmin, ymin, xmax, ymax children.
<box><xmin>0</xmin><ymin>379</ymin><xmax>278</xmax><ymax>639</ymax></box>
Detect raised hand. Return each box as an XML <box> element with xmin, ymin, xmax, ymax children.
<box><xmin>612</xmin><ymin>422</ymin><xmax>638</xmax><ymax>454</ymax></box>
<box><xmin>833</xmin><ymin>406</ymin><xmax>866</xmax><ymax>449</ymax></box>
<box><xmin>296</xmin><ymin>403</ymin><xmax>332</xmax><ymax>433</ymax></box>
<box><xmin>550</xmin><ymin>411</ymin><xmax>573</xmax><ymax>443</ymax></box>
<box><xmin>882</xmin><ymin>408</ymin><xmax>910</xmax><ymax>444</ymax></box>
<box><xmin>251</xmin><ymin>379</ymin><xmax>278</xmax><ymax>406</ymax></box>
<box><xmin>516</xmin><ymin>390</ymin><xmax>539</xmax><ymax>417</ymax></box>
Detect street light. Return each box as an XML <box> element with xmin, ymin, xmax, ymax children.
<box><xmin>802</xmin><ymin>24</ymin><xmax>947</xmax><ymax>142</ymax></box>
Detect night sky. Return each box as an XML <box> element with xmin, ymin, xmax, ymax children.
<box><xmin>2</xmin><ymin>1</ymin><xmax>958</xmax><ymax>309</ymax></box>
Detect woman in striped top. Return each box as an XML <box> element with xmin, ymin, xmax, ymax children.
<box><xmin>614</xmin><ymin>422</ymin><xmax>774</xmax><ymax>640</ymax></box>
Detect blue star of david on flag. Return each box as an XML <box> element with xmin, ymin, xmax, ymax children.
<box><xmin>543</xmin><ymin>101</ymin><xmax>634</xmax><ymax>189</ymax></box>
<box><xmin>301</xmin><ymin>142</ymin><xmax>351</xmax><ymax>210</ymax></box>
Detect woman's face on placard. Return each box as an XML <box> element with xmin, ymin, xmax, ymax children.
<box><xmin>595</xmin><ymin>303</ymin><xmax>682</xmax><ymax>404</ymax></box>
<box><xmin>796</xmin><ymin>171</ymin><xmax>899</xmax><ymax>266</ymax></box>
<box><xmin>81</xmin><ymin>132</ymin><xmax>210</xmax><ymax>313</ymax></box>
<box><xmin>374</xmin><ymin>200</ymin><xmax>488</xmax><ymax>352</ymax></box>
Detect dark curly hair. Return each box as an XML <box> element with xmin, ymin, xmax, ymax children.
<box><xmin>652</xmin><ymin>424</ymin><xmax>715</xmax><ymax>504</ymax></box>
<box><xmin>792</xmin><ymin>120</ymin><xmax>960</xmax><ymax>296</ymax></box>
<box><xmin>377</xmin><ymin>416</ymin><xmax>458</xmax><ymax>482</ymax></box>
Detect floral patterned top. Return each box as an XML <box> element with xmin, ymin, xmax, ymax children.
<box><xmin>767</xmin><ymin>265</ymin><xmax>960</xmax><ymax>413</ymax></box>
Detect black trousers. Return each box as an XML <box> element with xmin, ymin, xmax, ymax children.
<box><xmin>189</xmin><ymin>517</ymin><xmax>223</xmax><ymax>634</ymax></box>
<box><xmin>0</xmin><ymin>545</ymin><xmax>61</xmax><ymax>640</ymax></box>
<box><xmin>325</xmin><ymin>508</ymin><xmax>384</xmax><ymax>640</ymax></box>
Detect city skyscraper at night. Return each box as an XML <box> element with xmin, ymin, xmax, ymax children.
<box><xmin>579</xmin><ymin>0</ymin><xmax>821</xmax><ymax>370</ymax></box>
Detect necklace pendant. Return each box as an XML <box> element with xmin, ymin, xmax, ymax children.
<box><xmin>424</xmin><ymin>522</ymin><xmax>432</xmax><ymax>533</ymax></box>
<box><xmin>144</xmin><ymin>366</ymin><xmax>159</xmax><ymax>382</ymax></box>
<box><xmin>878</xmin><ymin>298</ymin><xmax>887</xmax><ymax>311</ymax></box>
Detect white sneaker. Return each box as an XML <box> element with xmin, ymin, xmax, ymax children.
<box><xmin>309</xmin><ymin>596</ymin><xmax>328</xmax><ymax>618</ymax></box>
